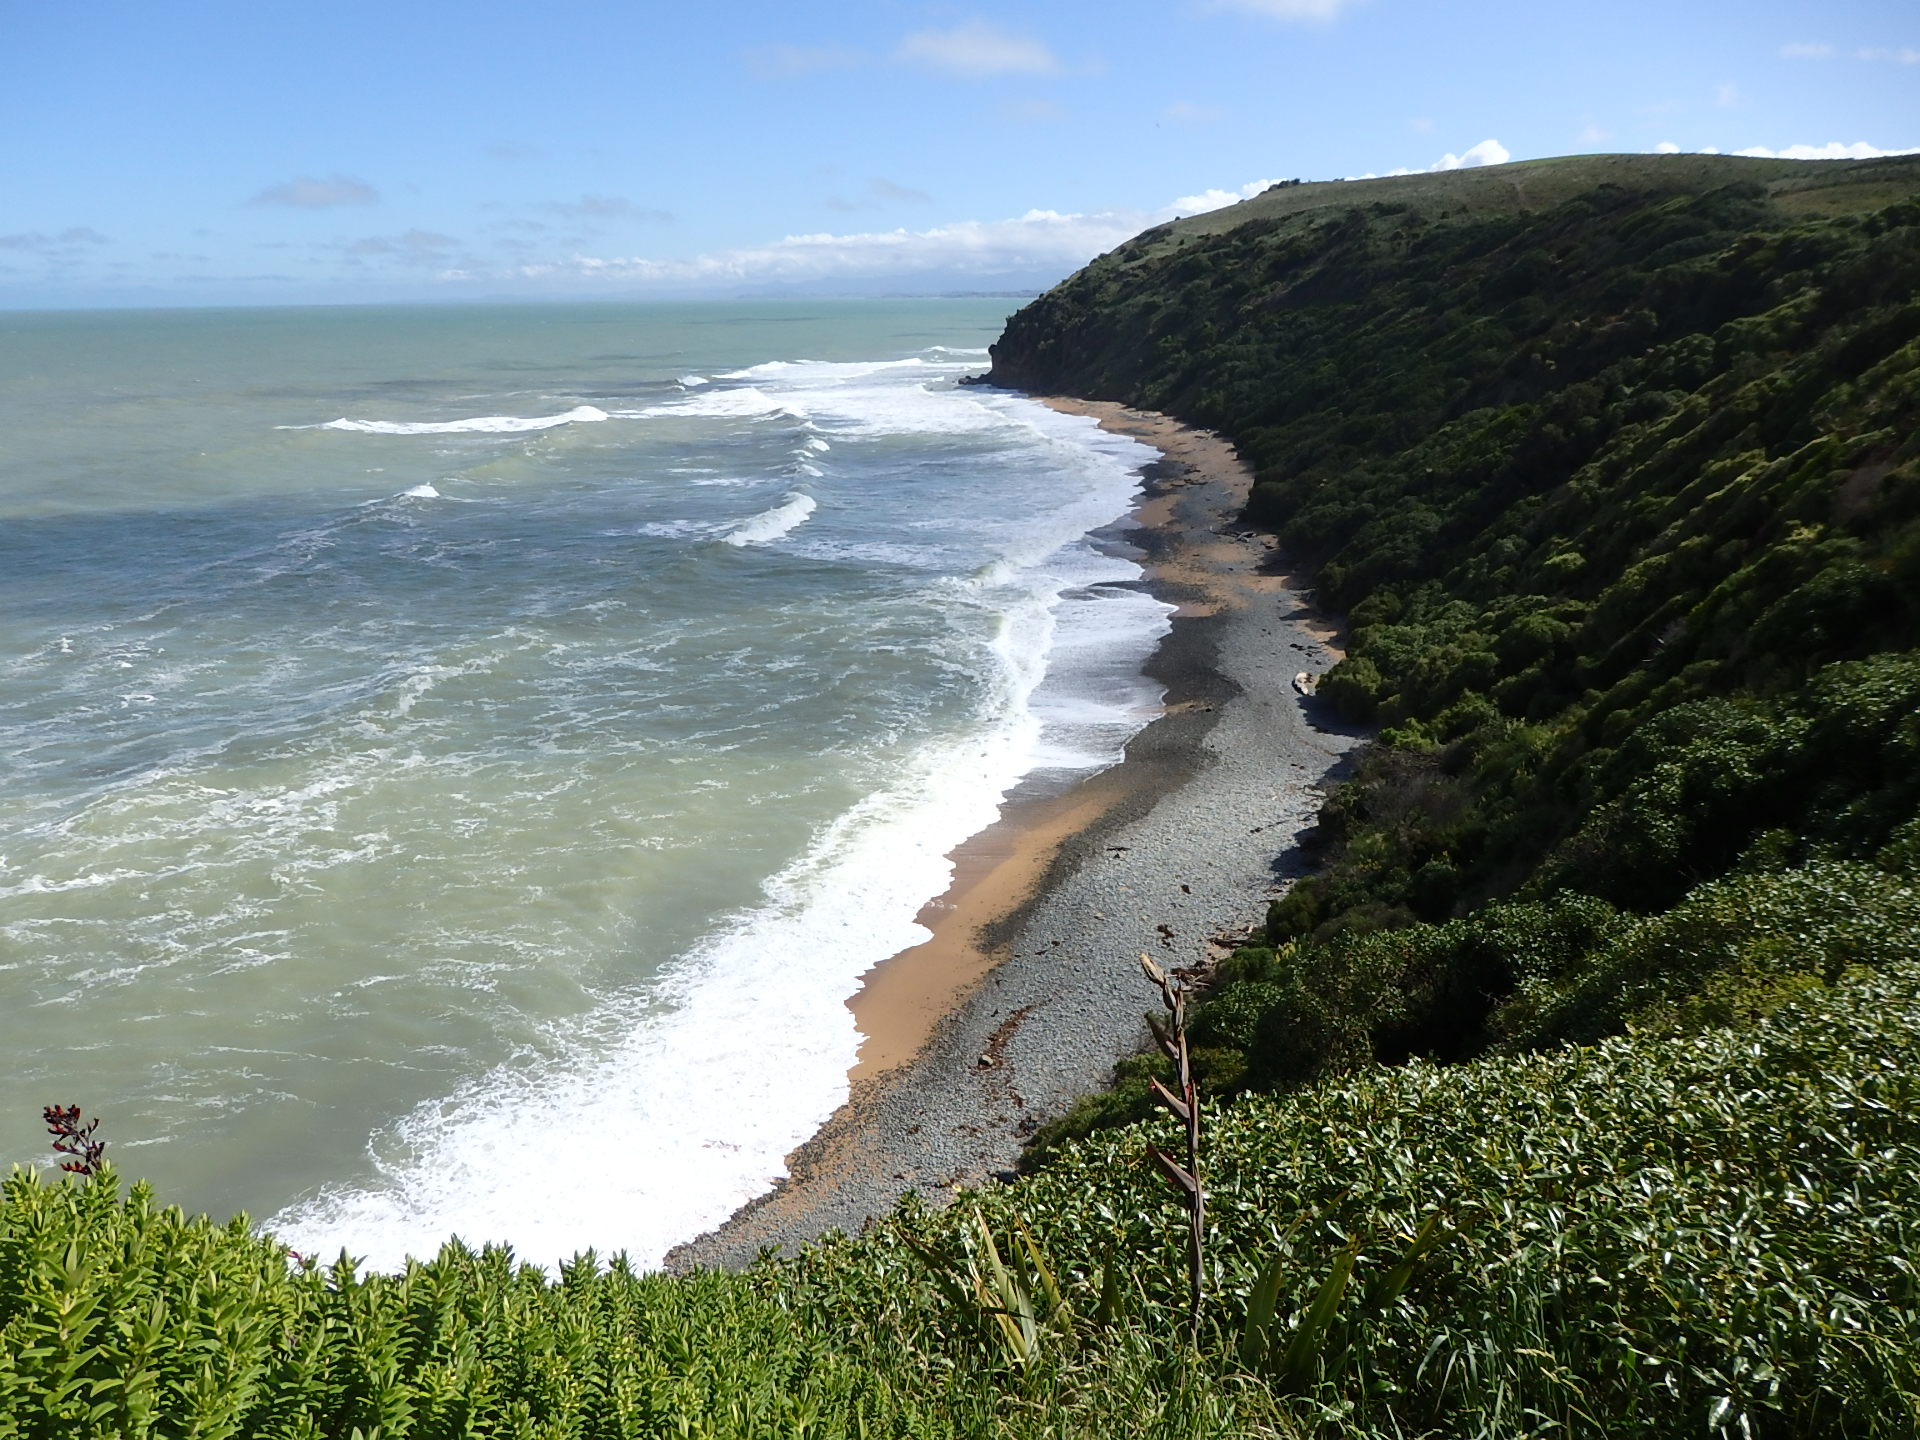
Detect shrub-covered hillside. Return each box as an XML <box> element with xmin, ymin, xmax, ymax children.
<box><xmin>989</xmin><ymin>153</ymin><xmax>1920</xmax><ymax>1133</ymax></box>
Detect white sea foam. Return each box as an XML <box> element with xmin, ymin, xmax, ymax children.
<box><xmin>0</xmin><ymin>867</ymin><xmax>148</xmax><ymax>901</ymax></box>
<box><xmin>400</xmin><ymin>483</ymin><xmax>441</xmax><ymax>499</ymax></box>
<box><xmin>723</xmin><ymin>492</ymin><xmax>817</xmax><ymax>547</ymax></box>
<box><xmin>634</xmin><ymin>356</ymin><xmax>998</xmax><ymax>438</ymax></box>
<box><xmin>267</xmin><ymin>708</ymin><xmax>1043</xmax><ymax>1271</ymax></box>
<box><xmin>1024</xmin><ymin>575</ymin><xmax>1170</xmax><ymax>770</ymax></box>
<box><xmin>631</xmin><ymin>519</ymin><xmax>726</xmax><ymax>539</ymax></box>
<box><xmin>721</xmin><ymin>358</ymin><xmax>932</xmax><ymax>381</ymax></box>
<box><xmin>290</xmin><ymin>405</ymin><xmax>610</xmax><ymax>435</ymax></box>
<box><xmin>632</xmin><ymin>387</ymin><xmax>796</xmax><ymax>420</ymax></box>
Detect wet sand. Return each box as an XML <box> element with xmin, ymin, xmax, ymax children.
<box><xmin>849</xmin><ymin>773</ymin><xmax>1133</xmax><ymax>1081</ymax></box>
<box><xmin>667</xmin><ymin>398</ymin><xmax>1362</xmax><ymax>1269</ymax></box>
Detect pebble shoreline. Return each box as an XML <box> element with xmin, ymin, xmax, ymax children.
<box><xmin>667</xmin><ymin>401</ymin><xmax>1363</xmax><ymax>1270</ymax></box>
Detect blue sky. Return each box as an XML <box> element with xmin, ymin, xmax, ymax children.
<box><xmin>4</xmin><ymin>0</ymin><xmax>1916</xmax><ymax>308</ymax></box>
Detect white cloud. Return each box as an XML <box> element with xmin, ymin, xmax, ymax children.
<box><xmin>1345</xmin><ymin>139</ymin><xmax>1512</xmax><ymax>179</ymax></box>
<box><xmin>0</xmin><ymin>226</ymin><xmax>110</xmax><ymax>251</ymax></box>
<box><xmin>1165</xmin><ymin>179</ymin><xmax>1286</xmax><ymax>216</ymax></box>
<box><xmin>747</xmin><ymin>43</ymin><xmax>867</xmax><ymax>76</ymax></box>
<box><xmin>541</xmin><ymin>195</ymin><xmax>673</xmax><ymax>223</ymax></box>
<box><xmin>1780</xmin><ymin>42</ymin><xmax>1919</xmax><ymax>63</ymax></box>
<box><xmin>498</xmin><ymin>172</ymin><xmax>1312</xmax><ymax>293</ymax></box>
<box><xmin>335</xmin><ymin>230</ymin><xmax>462</xmax><ymax>267</ymax></box>
<box><xmin>520</xmin><ymin>208</ymin><xmax>1136</xmax><ymax>290</ymax></box>
<box><xmin>251</xmin><ymin>174</ymin><xmax>379</xmax><ymax>209</ymax></box>
<box><xmin>1653</xmin><ymin>141</ymin><xmax>1682</xmax><ymax>154</ymax></box>
<box><xmin>895</xmin><ymin>20</ymin><xmax>1059</xmax><ymax>78</ymax></box>
<box><xmin>491</xmin><ymin>170</ymin><xmax>1396</xmax><ymax>296</ymax></box>
<box><xmin>347</xmin><ymin>230</ymin><xmax>456</xmax><ymax>253</ymax></box>
<box><xmin>998</xmin><ymin>98</ymin><xmax>1066</xmax><ymax>124</ymax></box>
<box><xmin>1207</xmin><ymin>0</ymin><xmax>1362</xmax><ymax>20</ymax></box>
<box><xmin>1434</xmin><ymin>139</ymin><xmax>1511</xmax><ymax>169</ymax></box>
<box><xmin>1731</xmin><ymin>140</ymin><xmax>1920</xmax><ymax>159</ymax></box>
<box><xmin>869</xmin><ymin>178</ymin><xmax>931</xmax><ymax>204</ymax></box>
<box><xmin>1164</xmin><ymin>100</ymin><xmax>1224</xmax><ymax>126</ymax></box>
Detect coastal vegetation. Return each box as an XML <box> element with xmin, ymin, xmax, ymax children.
<box><xmin>989</xmin><ymin>151</ymin><xmax>1920</xmax><ymax>1147</ymax></box>
<box><xmin>7</xmin><ymin>152</ymin><xmax>1920</xmax><ymax>1435</ymax></box>
<box><xmin>8</xmin><ymin>956</ymin><xmax>1919</xmax><ymax>1435</ymax></box>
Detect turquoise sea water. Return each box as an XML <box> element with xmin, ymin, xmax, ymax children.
<box><xmin>0</xmin><ymin>300</ymin><xmax>1169</xmax><ymax>1267</ymax></box>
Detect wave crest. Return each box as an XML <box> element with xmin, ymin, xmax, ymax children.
<box><xmin>291</xmin><ymin>405</ymin><xmax>611</xmax><ymax>435</ymax></box>
<box><xmin>723</xmin><ymin>493</ymin><xmax>816</xmax><ymax>547</ymax></box>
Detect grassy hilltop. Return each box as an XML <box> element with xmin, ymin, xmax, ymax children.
<box><xmin>5</xmin><ymin>154</ymin><xmax>1920</xmax><ymax>1437</ymax></box>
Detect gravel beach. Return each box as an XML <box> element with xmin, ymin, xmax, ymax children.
<box><xmin>667</xmin><ymin>400</ymin><xmax>1363</xmax><ymax>1270</ymax></box>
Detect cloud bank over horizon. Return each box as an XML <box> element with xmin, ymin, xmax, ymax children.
<box><xmin>498</xmin><ymin>206</ymin><xmax>1142</xmax><ymax>294</ymax></box>
<box><xmin>498</xmin><ymin>140</ymin><xmax>1534</xmax><ymax>296</ymax></box>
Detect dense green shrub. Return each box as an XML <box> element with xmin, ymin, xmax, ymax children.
<box><xmin>994</xmin><ymin>955</ymin><xmax>1920</xmax><ymax>1437</ymax></box>
<box><xmin>0</xmin><ymin>1168</ymin><xmax>1270</xmax><ymax>1439</ymax></box>
<box><xmin>1497</xmin><ymin>860</ymin><xmax>1920</xmax><ymax>1046</ymax></box>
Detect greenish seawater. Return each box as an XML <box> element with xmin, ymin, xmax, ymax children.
<box><xmin>0</xmin><ymin>299</ymin><xmax>1169</xmax><ymax>1267</ymax></box>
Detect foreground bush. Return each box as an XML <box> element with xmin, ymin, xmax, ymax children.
<box><xmin>8</xmin><ymin>956</ymin><xmax>1920</xmax><ymax>1436</ymax></box>
<box><xmin>0</xmin><ymin>1179</ymin><xmax>1271</xmax><ymax>1438</ymax></box>
<box><xmin>901</xmin><ymin>954</ymin><xmax>1920</xmax><ymax>1436</ymax></box>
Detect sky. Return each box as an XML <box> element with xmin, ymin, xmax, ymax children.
<box><xmin>3</xmin><ymin>0</ymin><xmax>1917</xmax><ymax>309</ymax></box>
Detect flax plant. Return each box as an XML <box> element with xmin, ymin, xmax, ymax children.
<box><xmin>41</xmin><ymin>1107</ymin><xmax>105</xmax><ymax>1178</ymax></box>
<box><xmin>1141</xmin><ymin>952</ymin><xmax>1205</xmax><ymax>1348</ymax></box>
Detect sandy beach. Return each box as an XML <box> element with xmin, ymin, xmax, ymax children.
<box><xmin>667</xmin><ymin>398</ymin><xmax>1362</xmax><ymax>1269</ymax></box>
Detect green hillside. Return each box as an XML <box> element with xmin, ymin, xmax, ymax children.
<box><xmin>7</xmin><ymin>154</ymin><xmax>1920</xmax><ymax>1437</ymax></box>
<box><xmin>1155</xmin><ymin>153</ymin><xmax>1920</xmax><ymax>242</ymax></box>
<box><xmin>989</xmin><ymin>151</ymin><xmax>1920</xmax><ymax>1142</ymax></box>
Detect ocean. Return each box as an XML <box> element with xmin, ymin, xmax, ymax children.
<box><xmin>0</xmin><ymin>299</ymin><xmax>1171</xmax><ymax>1268</ymax></box>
